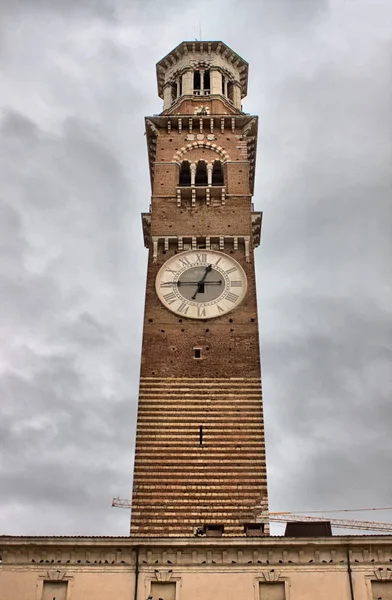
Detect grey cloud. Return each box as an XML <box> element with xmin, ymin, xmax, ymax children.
<box><xmin>1</xmin><ymin>0</ymin><xmax>391</xmax><ymax>536</ymax></box>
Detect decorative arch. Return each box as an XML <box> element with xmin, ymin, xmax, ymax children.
<box><xmin>173</xmin><ymin>141</ymin><xmax>230</xmax><ymax>165</ymax></box>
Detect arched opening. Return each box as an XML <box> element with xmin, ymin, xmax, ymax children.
<box><xmin>204</xmin><ymin>70</ymin><xmax>210</xmax><ymax>94</ymax></box>
<box><xmin>171</xmin><ymin>83</ymin><xmax>177</xmax><ymax>103</ymax></box>
<box><xmin>227</xmin><ymin>81</ymin><xmax>234</xmax><ymax>103</ymax></box>
<box><xmin>194</xmin><ymin>70</ymin><xmax>210</xmax><ymax>95</ymax></box>
<box><xmin>179</xmin><ymin>161</ymin><xmax>191</xmax><ymax>186</ymax></box>
<box><xmin>212</xmin><ymin>160</ymin><xmax>224</xmax><ymax>186</ymax></box>
<box><xmin>194</xmin><ymin>70</ymin><xmax>201</xmax><ymax>94</ymax></box>
<box><xmin>195</xmin><ymin>161</ymin><xmax>208</xmax><ymax>186</ymax></box>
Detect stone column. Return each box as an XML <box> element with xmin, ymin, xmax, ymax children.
<box><xmin>210</xmin><ymin>68</ymin><xmax>223</xmax><ymax>95</ymax></box>
<box><xmin>207</xmin><ymin>163</ymin><xmax>213</xmax><ymax>186</ymax></box>
<box><xmin>224</xmin><ymin>77</ymin><xmax>228</xmax><ymax>97</ymax></box>
<box><xmin>163</xmin><ymin>84</ymin><xmax>172</xmax><ymax>110</ymax></box>
<box><xmin>190</xmin><ymin>163</ymin><xmax>196</xmax><ymax>186</ymax></box>
<box><xmin>200</xmin><ymin>70</ymin><xmax>205</xmax><ymax>95</ymax></box>
<box><xmin>182</xmin><ymin>70</ymin><xmax>193</xmax><ymax>95</ymax></box>
<box><xmin>233</xmin><ymin>82</ymin><xmax>242</xmax><ymax>109</ymax></box>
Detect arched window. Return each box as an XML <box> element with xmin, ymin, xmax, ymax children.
<box><xmin>194</xmin><ymin>70</ymin><xmax>210</xmax><ymax>96</ymax></box>
<box><xmin>179</xmin><ymin>161</ymin><xmax>191</xmax><ymax>186</ymax></box>
<box><xmin>194</xmin><ymin>70</ymin><xmax>201</xmax><ymax>94</ymax></box>
<box><xmin>227</xmin><ymin>81</ymin><xmax>234</xmax><ymax>103</ymax></box>
<box><xmin>171</xmin><ymin>83</ymin><xmax>177</xmax><ymax>103</ymax></box>
<box><xmin>212</xmin><ymin>160</ymin><xmax>224</xmax><ymax>186</ymax></box>
<box><xmin>204</xmin><ymin>70</ymin><xmax>210</xmax><ymax>94</ymax></box>
<box><xmin>195</xmin><ymin>161</ymin><xmax>208</xmax><ymax>186</ymax></box>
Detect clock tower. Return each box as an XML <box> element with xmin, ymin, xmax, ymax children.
<box><xmin>131</xmin><ymin>41</ymin><xmax>267</xmax><ymax>538</ymax></box>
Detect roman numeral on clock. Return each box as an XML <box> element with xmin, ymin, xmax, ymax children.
<box><xmin>225</xmin><ymin>267</ymin><xmax>237</xmax><ymax>275</ymax></box>
<box><xmin>163</xmin><ymin>292</ymin><xmax>177</xmax><ymax>305</ymax></box>
<box><xmin>178</xmin><ymin>256</ymin><xmax>192</xmax><ymax>268</ymax></box>
<box><xmin>197</xmin><ymin>306</ymin><xmax>206</xmax><ymax>317</ymax></box>
<box><xmin>196</xmin><ymin>253</ymin><xmax>207</xmax><ymax>264</ymax></box>
<box><xmin>165</xmin><ymin>267</ymin><xmax>177</xmax><ymax>275</ymax></box>
<box><xmin>177</xmin><ymin>302</ymin><xmax>190</xmax><ymax>315</ymax></box>
<box><xmin>226</xmin><ymin>292</ymin><xmax>239</xmax><ymax>303</ymax></box>
<box><xmin>231</xmin><ymin>280</ymin><xmax>243</xmax><ymax>287</ymax></box>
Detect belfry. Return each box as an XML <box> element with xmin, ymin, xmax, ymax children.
<box><xmin>131</xmin><ymin>40</ymin><xmax>267</xmax><ymax>538</ymax></box>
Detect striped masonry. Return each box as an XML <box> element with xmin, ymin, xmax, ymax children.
<box><xmin>130</xmin><ymin>377</ymin><xmax>268</xmax><ymax>537</ymax></box>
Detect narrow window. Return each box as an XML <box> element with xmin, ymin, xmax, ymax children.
<box><xmin>227</xmin><ymin>81</ymin><xmax>234</xmax><ymax>103</ymax></box>
<box><xmin>244</xmin><ymin>523</ymin><xmax>265</xmax><ymax>537</ymax></box>
<box><xmin>194</xmin><ymin>348</ymin><xmax>201</xmax><ymax>359</ymax></box>
<box><xmin>205</xmin><ymin>524</ymin><xmax>224</xmax><ymax>537</ymax></box>
<box><xmin>199</xmin><ymin>425</ymin><xmax>203</xmax><ymax>445</ymax></box>
<box><xmin>194</xmin><ymin>70</ymin><xmax>201</xmax><ymax>93</ymax></box>
<box><xmin>42</xmin><ymin>581</ymin><xmax>68</xmax><ymax>600</ymax></box>
<box><xmin>259</xmin><ymin>582</ymin><xmax>285</xmax><ymax>600</ymax></box>
<box><xmin>195</xmin><ymin>161</ymin><xmax>208</xmax><ymax>186</ymax></box>
<box><xmin>179</xmin><ymin>161</ymin><xmax>191</xmax><ymax>186</ymax></box>
<box><xmin>222</xmin><ymin>75</ymin><xmax>225</xmax><ymax>94</ymax></box>
<box><xmin>204</xmin><ymin>70</ymin><xmax>210</xmax><ymax>94</ymax></box>
<box><xmin>371</xmin><ymin>581</ymin><xmax>392</xmax><ymax>600</ymax></box>
<box><xmin>171</xmin><ymin>83</ymin><xmax>177</xmax><ymax>103</ymax></box>
<box><xmin>151</xmin><ymin>581</ymin><xmax>176</xmax><ymax>600</ymax></box>
<box><xmin>212</xmin><ymin>160</ymin><xmax>224</xmax><ymax>186</ymax></box>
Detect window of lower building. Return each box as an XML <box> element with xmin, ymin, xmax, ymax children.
<box><xmin>42</xmin><ymin>581</ymin><xmax>68</xmax><ymax>600</ymax></box>
<box><xmin>205</xmin><ymin>524</ymin><xmax>224</xmax><ymax>537</ymax></box>
<box><xmin>372</xmin><ymin>581</ymin><xmax>392</xmax><ymax>600</ymax></box>
<box><xmin>150</xmin><ymin>581</ymin><xmax>176</xmax><ymax>600</ymax></box>
<box><xmin>244</xmin><ymin>522</ymin><xmax>265</xmax><ymax>537</ymax></box>
<box><xmin>259</xmin><ymin>582</ymin><xmax>285</xmax><ymax>600</ymax></box>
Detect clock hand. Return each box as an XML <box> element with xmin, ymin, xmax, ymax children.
<box><xmin>160</xmin><ymin>281</ymin><xmax>222</xmax><ymax>287</ymax></box>
<box><xmin>191</xmin><ymin>264</ymin><xmax>212</xmax><ymax>300</ymax></box>
<box><xmin>179</xmin><ymin>281</ymin><xmax>222</xmax><ymax>286</ymax></box>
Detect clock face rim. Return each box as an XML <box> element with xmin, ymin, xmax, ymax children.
<box><xmin>155</xmin><ymin>249</ymin><xmax>248</xmax><ymax>320</ymax></box>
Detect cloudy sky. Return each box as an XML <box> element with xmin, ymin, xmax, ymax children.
<box><xmin>1</xmin><ymin>0</ymin><xmax>391</xmax><ymax>537</ymax></box>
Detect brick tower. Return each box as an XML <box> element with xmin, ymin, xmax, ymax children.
<box><xmin>131</xmin><ymin>41</ymin><xmax>268</xmax><ymax>538</ymax></box>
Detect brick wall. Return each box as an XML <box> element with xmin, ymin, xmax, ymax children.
<box><xmin>131</xmin><ymin>106</ymin><xmax>267</xmax><ymax>537</ymax></box>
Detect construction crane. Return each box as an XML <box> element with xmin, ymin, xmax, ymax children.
<box><xmin>256</xmin><ymin>512</ymin><xmax>392</xmax><ymax>533</ymax></box>
<box><xmin>111</xmin><ymin>498</ymin><xmax>392</xmax><ymax>533</ymax></box>
<box><xmin>112</xmin><ymin>497</ymin><xmax>133</xmax><ymax>509</ymax></box>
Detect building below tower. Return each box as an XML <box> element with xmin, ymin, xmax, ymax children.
<box><xmin>2</xmin><ymin>534</ymin><xmax>392</xmax><ymax>600</ymax></box>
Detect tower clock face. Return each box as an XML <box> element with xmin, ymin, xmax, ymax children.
<box><xmin>155</xmin><ymin>250</ymin><xmax>247</xmax><ymax>320</ymax></box>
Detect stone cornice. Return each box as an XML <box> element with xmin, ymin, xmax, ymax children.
<box><xmin>2</xmin><ymin>534</ymin><xmax>392</xmax><ymax>547</ymax></box>
<box><xmin>2</xmin><ymin>536</ymin><xmax>392</xmax><ymax>572</ymax></box>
